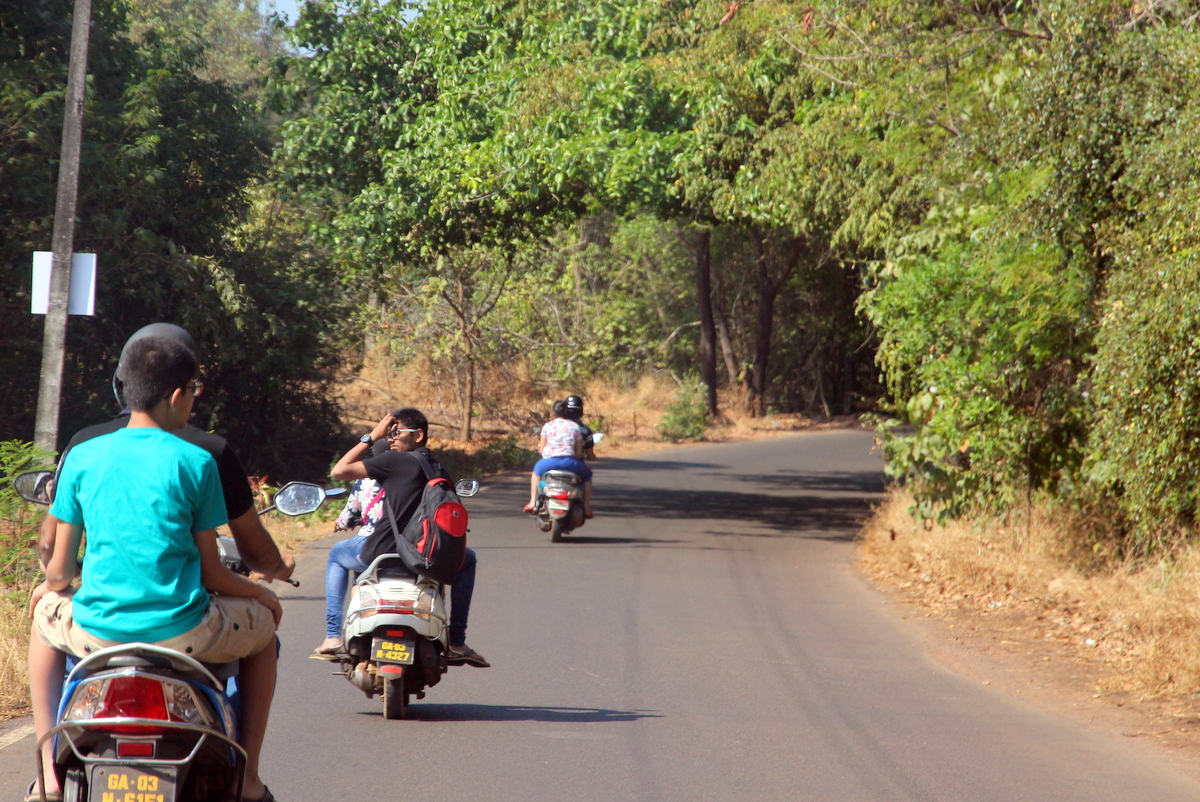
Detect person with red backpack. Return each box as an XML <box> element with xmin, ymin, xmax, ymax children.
<box><xmin>330</xmin><ymin>407</ymin><xmax>489</xmax><ymax>667</ymax></box>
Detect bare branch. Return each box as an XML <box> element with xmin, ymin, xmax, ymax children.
<box><xmin>660</xmin><ymin>320</ymin><xmax>701</xmax><ymax>353</ymax></box>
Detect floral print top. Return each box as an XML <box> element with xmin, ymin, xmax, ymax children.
<box><xmin>334</xmin><ymin>478</ymin><xmax>386</xmax><ymax>537</ymax></box>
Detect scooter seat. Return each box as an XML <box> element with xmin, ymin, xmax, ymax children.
<box><xmin>543</xmin><ymin>470</ymin><xmax>582</xmax><ymax>484</ymax></box>
<box><xmin>377</xmin><ymin>564</ymin><xmax>418</xmax><ymax>581</ymax></box>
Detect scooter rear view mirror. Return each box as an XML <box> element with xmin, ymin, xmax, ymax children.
<box><xmin>591</xmin><ymin>432</ymin><xmax>604</xmax><ymax>444</ymax></box>
<box><xmin>272</xmin><ymin>482</ymin><xmax>327</xmax><ymax>516</ymax></box>
<box><xmin>455</xmin><ymin>479</ymin><xmax>479</xmax><ymax>497</ymax></box>
<box><xmin>14</xmin><ymin>471</ymin><xmax>53</xmax><ymax>505</ymax></box>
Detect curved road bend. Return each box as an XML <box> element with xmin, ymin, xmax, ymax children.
<box><xmin>2</xmin><ymin>430</ymin><xmax>1198</xmax><ymax>800</ymax></box>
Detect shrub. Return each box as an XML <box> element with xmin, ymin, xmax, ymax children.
<box><xmin>0</xmin><ymin>440</ymin><xmax>53</xmax><ymax>596</ymax></box>
<box><xmin>657</xmin><ymin>382</ymin><xmax>708</xmax><ymax>442</ymax></box>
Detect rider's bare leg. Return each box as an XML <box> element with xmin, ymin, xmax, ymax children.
<box><xmin>238</xmin><ymin>641</ymin><xmax>276</xmax><ymax>801</ymax></box>
<box><xmin>28</xmin><ymin>630</ymin><xmax>64</xmax><ymax>795</ymax></box>
<box><xmin>526</xmin><ymin>472</ymin><xmax>540</xmax><ymax>509</ymax></box>
<box><xmin>584</xmin><ymin>480</ymin><xmax>594</xmax><ymax>517</ymax></box>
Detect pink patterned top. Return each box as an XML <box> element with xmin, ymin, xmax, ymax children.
<box><xmin>540</xmin><ymin>418</ymin><xmax>583</xmax><ymax>458</ymax></box>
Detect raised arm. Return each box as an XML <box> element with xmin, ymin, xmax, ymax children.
<box><xmin>331</xmin><ymin>414</ymin><xmax>394</xmax><ymax>482</ymax></box>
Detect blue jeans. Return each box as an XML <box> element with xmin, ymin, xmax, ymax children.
<box><xmin>325</xmin><ymin>534</ymin><xmax>369</xmax><ymax>638</ymax></box>
<box><xmin>325</xmin><ymin>535</ymin><xmax>477</xmax><ymax>648</ymax></box>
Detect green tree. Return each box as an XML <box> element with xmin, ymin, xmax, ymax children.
<box><xmin>1</xmin><ymin>0</ymin><xmax>349</xmax><ymax>477</ymax></box>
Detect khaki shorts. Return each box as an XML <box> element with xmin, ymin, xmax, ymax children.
<box><xmin>34</xmin><ymin>589</ymin><xmax>276</xmax><ymax>664</ymax></box>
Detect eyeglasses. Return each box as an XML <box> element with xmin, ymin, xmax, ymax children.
<box><xmin>388</xmin><ymin>427</ymin><xmax>419</xmax><ymax>439</ymax></box>
<box><xmin>188</xmin><ymin>380</ymin><xmax>205</xmax><ymax>398</ymax></box>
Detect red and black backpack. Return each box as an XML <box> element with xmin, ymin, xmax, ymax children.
<box><xmin>384</xmin><ymin>450</ymin><xmax>468</xmax><ymax>583</ymax></box>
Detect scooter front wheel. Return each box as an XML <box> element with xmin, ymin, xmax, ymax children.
<box><xmin>383</xmin><ymin>674</ymin><xmax>408</xmax><ymax>720</ymax></box>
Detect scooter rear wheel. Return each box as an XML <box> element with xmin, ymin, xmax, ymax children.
<box><xmin>62</xmin><ymin>768</ymin><xmax>86</xmax><ymax>802</ymax></box>
<box><xmin>550</xmin><ymin>518</ymin><xmax>566</xmax><ymax>543</ymax></box>
<box><xmin>383</xmin><ymin>674</ymin><xmax>408</xmax><ymax>720</ymax></box>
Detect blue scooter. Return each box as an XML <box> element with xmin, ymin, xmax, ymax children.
<box><xmin>14</xmin><ymin>474</ymin><xmax>342</xmax><ymax>802</ymax></box>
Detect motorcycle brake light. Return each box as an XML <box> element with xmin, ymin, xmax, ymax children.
<box><xmin>548</xmin><ymin>491</ymin><xmax>570</xmax><ymax>500</ymax></box>
<box><xmin>64</xmin><ymin>674</ymin><xmax>210</xmax><ymax>734</ymax></box>
<box><xmin>360</xmin><ymin>600</ymin><xmax>430</xmax><ymax>621</ymax></box>
<box><xmin>95</xmin><ymin>676</ymin><xmax>171</xmax><ymax>734</ymax></box>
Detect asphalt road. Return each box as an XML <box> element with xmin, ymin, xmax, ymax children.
<box><xmin>3</xmin><ymin>429</ymin><xmax>1200</xmax><ymax>800</ymax></box>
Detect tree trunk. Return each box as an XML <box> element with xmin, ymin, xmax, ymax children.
<box><xmin>746</xmin><ymin>231</ymin><xmax>804</xmax><ymax>417</ymax></box>
<box><xmin>711</xmin><ymin>262</ymin><xmax>741</xmax><ymax>391</ymax></box>
<box><xmin>461</xmin><ymin>349</ymin><xmax>474</xmax><ymax>442</ymax></box>
<box><xmin>748</xmin><ymin>235</ymin><xmax>772</xmax><ymax>416</ymax></box>
<box><xmin>694</xmin><ymin>229</ymin><xmax>718</xmax><ymax>417</ymax></box>
<box><xmin>365</xmin><ymin>289</ymin><xmax>380</xmax><ymax>352</ymax></box>
<box><xmin>458</xmin><ymin>279</ymin><xmax>474</xmax><ymax>442</ymax></box>
<box><xmin>842</xmin><ymin>352</ymin><xmax>855</xmax><ymax>415</ymax></box>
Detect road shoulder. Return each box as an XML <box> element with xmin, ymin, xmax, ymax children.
<box><xmin>877</xmin><ymin>587</ymin><xmax>1200</xmax><ymax>783</ymax></box>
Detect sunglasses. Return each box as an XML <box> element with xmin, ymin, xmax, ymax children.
<box><xmin>187</xmin><ymin>380</ymin><xmax>205</xmax><ymax>398</ymax></box>
<box><xmin>387</xmin><ymin>427</ymin><xmax>420</xmax><ymax>439</ymax></box>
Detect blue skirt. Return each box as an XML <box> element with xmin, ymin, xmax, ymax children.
<box><xmin>534</xmin><ymin>455</ymin><xmax>592</xmax><ymax>481</ymax></box>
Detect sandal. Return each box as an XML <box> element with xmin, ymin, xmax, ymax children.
<box><xmin>584</xmin><ymin>510</ymin><xmax>595</xmax><ymax>519</ymax></box>
<box><xmin>446</xmin><ymin>645</ymin><xmax>491</xmax><ymax>668</ymax></box>
<box><xmin>231</xmin><ymin>786</ymin><xmax>276</xmax><ymax>802</ymax></box>
<box><xmin>24</xmin><ymin>780</ymin><xmax>63</xmax><ymax>802</ymax></box>
<box><xmin>310</xmin><ymin>643</ymin><xmax>342</xmax><ymax>660</ymax></box>
<box><xmin>522</xmin><ymin>503</ymin><xmax>535</xmax><ymax>513</ymax></box>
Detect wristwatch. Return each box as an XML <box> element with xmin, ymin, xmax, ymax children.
<box><xmin>360</xmin><ymin>434</ymin><xmax>373</xmax><ymax>446</ymax></box>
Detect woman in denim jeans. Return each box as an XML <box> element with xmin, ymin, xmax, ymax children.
<box><xmin>313</xmin><ymin>477</ymin><xmax>386</xmax><ymax>655</ymax></box>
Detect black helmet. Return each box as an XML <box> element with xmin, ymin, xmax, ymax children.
<box><xmin>564</xmin><ymin>395</ymin><xmax>583</xmax><ymax>420</ymax></box>
<box><xmin>114</xmin><ymin>323</ymin><xmax>200</xmax><ymax>407</ymax></box>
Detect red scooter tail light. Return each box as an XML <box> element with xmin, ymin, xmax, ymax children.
<box><xmin>548</xmin><ymin>490</ymin><xmax>571</xmax><ymax>500</ymax></box>
<box><xmin>64</xmin><ymin>673</ymin><xmax>210</xmax><ymax>734</ymax></box>
<box><xmin>97</xmin><ymin>676</ymin><xmax>172</xmax><ymax>734</ymax></box>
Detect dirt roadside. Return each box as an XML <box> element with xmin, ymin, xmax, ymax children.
<box><xmin>878</xmin><ymin>586</ymin><xmax>1200</xmax><ymax>782</ymax></box>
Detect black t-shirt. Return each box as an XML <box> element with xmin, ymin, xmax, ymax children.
<box><xmin>576</xmin><ymin>421</ymin><xmax>595</xmax><ymax>450</ymax></box>
<box><xmin>359</xmin><ymin>447</ymin><xmax>450</xmax><ymax>566</ymax></box>
<box><xmin>56</xmin><ymin>414</ymin><xmax>257</xmax><ymax>519</ymax></box>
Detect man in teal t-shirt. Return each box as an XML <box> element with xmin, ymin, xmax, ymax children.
<box><xmin>50</xmin><ymin>427</ymin><xmax>226</xmax><ymax>642</ymax></box>
<box><xmin>26</xmin><ymin>335</ymin><xmax>281</xmax><ymax>802</ymax></box>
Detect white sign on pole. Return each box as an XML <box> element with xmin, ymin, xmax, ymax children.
<box><xmin>31</xmin><ymin>252</ymin><xmax>97</xmax><ymax>316</ymax></box>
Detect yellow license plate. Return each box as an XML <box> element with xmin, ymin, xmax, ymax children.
<box><xmin>371</xmin><ymin>637</ymin><xmax>416</xmax><ymax>665</ymax></box>
<box><xmin>89</xmin><ymin>765</ymin><xmax>176</xmax><ymax>802</ymax></box>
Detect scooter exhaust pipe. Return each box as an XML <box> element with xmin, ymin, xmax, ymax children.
<box><xmin>351</xmin><ymin>661</ymin><xmax>375</xmax><ymax>696</ymax></box>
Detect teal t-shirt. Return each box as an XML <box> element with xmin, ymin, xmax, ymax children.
<box><xmin>49</xmin><ymin>427</ymin><xmax>228</xmax><ymax>643</ymax></box>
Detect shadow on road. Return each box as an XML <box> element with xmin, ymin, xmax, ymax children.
<box><xmin>543</xmin><ymin>535</ymin><xmax>686</xmax><ymax>545</ymax></box>
<box><xmin>596</xmin><ymin>458</ymin><xmax>722</xmax><ymax>473</ymax></box>
<box><xmin>598</xmin><ymin>483</ymin><xmax>880</xmax><ymax>538</ymax></box>
<box><xmin>690</xmin><ymin>469</ymin><xmax>887</xmax><ymax>494</ymax></box>
<box><xmin>358</xmin><ymin>704</ymin><xmax>663</xmax><ymax>723</ymax></box>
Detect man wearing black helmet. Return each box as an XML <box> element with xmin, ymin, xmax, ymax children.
<box><xmin>563</xmin><ymin>395</ymin><xmax>597</xmax><ymax>461</ymax></box>
<box><xmin>37</xmin><ymin>323</ymin><xmax>295</xmax><ymax>584</ymax></box>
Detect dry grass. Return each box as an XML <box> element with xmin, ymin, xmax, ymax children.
<box><xmin>0</xmin><ymin>597</ymin><xmax>29</xmax><ymax>717</ymax></box>
<box><xmin>336</xmin><ymin>347</ymin><xmax>848</xmax><ymax>451</ymax></box>
<box><xmin>859</xmin><ymin>488</ymin><xmax>1200</xmax><ymax>702</ymax></box>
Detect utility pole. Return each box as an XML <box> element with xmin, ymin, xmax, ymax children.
<box><xmin>34</xmin><ymin>0</ymin><xmax>93</xmax><ymax>452</ymax></box>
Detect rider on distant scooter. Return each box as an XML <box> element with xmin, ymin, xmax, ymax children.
<box><xmin>524</xmin><ymin>395</ymin><xmax>595</xmax><ymax>518</ymax></box>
